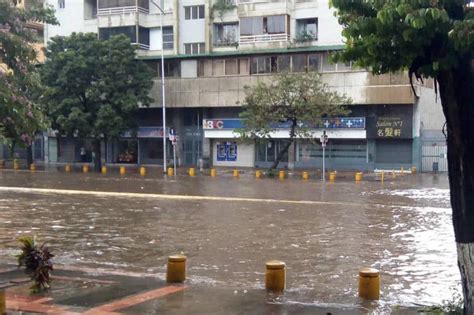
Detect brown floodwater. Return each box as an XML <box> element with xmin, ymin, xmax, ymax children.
<box><xmin>0</xmin><ymin>170</ymin><xmax>459</xmax><ymax>310</ymax></box>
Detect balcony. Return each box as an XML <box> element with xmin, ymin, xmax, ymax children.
<box><xmin>239</xmin><ymin>33</ymin><xmax>289</xmax><ymax>44</ymax></box>
<box><xmin>98</xmin><ymin>5</ymin><xmax>149</xmax><ymax>15</ymax></box>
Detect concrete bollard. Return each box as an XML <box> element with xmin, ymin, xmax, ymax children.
<box><xmin>355</xmin><ymin>172</ymin><xmax>363</xmax><ymax>182</ymax></box>
<box><xmin>0</xmin><ymin>289</ymin><xmax>5</xmax><ymax>314</ymax></box>
<box><xmin>167</xmin><ymin>167</ymin><xmax>174</xmax><ymax>176</ymax></box>
<box><xmin>233</xmin><ymin>169</ymin><xmax>239</xmax><ymax>178</ymax></box>
<box><xmin>411</xmin><ymin>166</ymin><xmax>417</xmax><ymax>174</ymax></box>
<box><xmin>166</xmin><ymin>255</ymin><xmax>186</xmax><ymax>283</ymax></box>
<box><xmin>140</xmin><ymin>167</ymin><xmax>146</xmax><ymax>176</ymax></box>
<box><xmin>265</xmin><ymin>260</ymin><xmax>286</xmax><ymax>292</ymax></box>
<box><xmin>302</xmin><ymin>171</ymin><xmax>309</xmax><ymax>180</ymax></box>
<box><xmin>358</xmin><ymin>267</ymin><xmax>380</xmax><ymax>300</ymax></box>
<box><xmin>401</xmin><ymin>167</ymin><xmax>404</xmax><ymax>174</ymax></box>
<box><xmin>30</xmin><ymin>163</ymin><xmax>36</xmax><ymax>171</ymax></box>
<box><xmin>83</xmin><ymin>165</ymin><xmax>89</xmax><ymax>173</ymax></box>
<box><xmin>329</xmin><ymin>172</ymin><xmax>336</xmax><ymax>181</ymax></box>
<box><xmin>210</xmin><ymin>168</ymin><xmax>217</xmax><ymax>177</ymax></box>
<box><xmin>120</xmin><ymin>166</ymin><xmax>126</xmax><ymax>175</ymax></box>
<box><xmin>101</xmin><ymin>166</ymin><xmax>107</xmax><ymax>174</ymax></box>
<box><xmin>188</xmin><ymin>168</ymin><xmax>196</xmax><ymax>177</ymax></box>
<box><xmin>279</xmin><ymin>170</ymin><xmax>285</xmax><ymax>180</ymax></box>
<box><xmin>256</xmin><ymin>170</ymin><xmax>262</xmax><ymax>179</ymax></box>
<box><xmin>65</xmin><ymin>164</ymin><xmax>71</xmax><ymax>172</ymax></box>
<box><xmin>392</xmin><ymin>170</ymin><xmax>396</xmax><ymax>178</ymax></box>
<box><xmin>13</xmin><ymin>159</ymin><xmax>19</xmax><ymax>170</ymax></box>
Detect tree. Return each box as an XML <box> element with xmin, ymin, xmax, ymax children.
<box><xmin>0</xmin><ymin>0</ymin><xmax>56</xmax><ymax>162</ymax></box>
<box><xmin>40</xmin><ymin>33</ymin><xmax>154</xmax><ymax>171</ymax></box>
<box><xmin>331</xmin><ymin>0</ymin><xmax>474</xmax><ymax>311</ymax></box>
<box><xmin>237</xmin><ymin>72</ymin><xmax>351</xmax><ymax>171</ymax></box>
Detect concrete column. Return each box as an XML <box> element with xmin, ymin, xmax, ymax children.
<box><xmin>287</xmin><ymin>141</ymin><xmax>296</xmax><ymax>170</ymax></box>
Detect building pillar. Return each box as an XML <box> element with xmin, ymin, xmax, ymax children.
<box><xmin>287</xmin><ymin>141</ymin><xmax>296</xmax><ymax>170</ymax></box>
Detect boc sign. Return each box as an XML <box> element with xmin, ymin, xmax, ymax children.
<box><xmin>203</xmin><ymin>119</ymin><xmax>225</xmax><ymax>129</ymax></box>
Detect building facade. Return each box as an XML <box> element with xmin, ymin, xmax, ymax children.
<box><xmin>40</xmin><ymin>0</ymin><xmax>446</xmax><ymax>171</ymax></box>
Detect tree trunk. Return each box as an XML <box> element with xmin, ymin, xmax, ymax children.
<box><xmin>26</xmin><ymin>145</ymin><xmax>33</xmax><ymax>167</ymax></box>
<box><xmin>92</xmin><ymin>138</ymin><xmax>102</xmax><ymax>172</ymax></box>
<box><xmin>437</xmin><ymin>59</ymin><xmax>474</xmax><ymax>314</ymax></box>
<box><xmin>268</xmin><ymin>120</ymin><xmax>297</xmax><ymax>172</ymax></box>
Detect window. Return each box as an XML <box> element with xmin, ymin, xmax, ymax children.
<box><xmin>162</xmin><ymin>27</ymin><xmax>173</xmax><ymax>50</ymax></box>
<box><xmin>240</xmin><ymin>15</ymin><xmax>287</xmax><ymax>36</ymax></box>
<box><xmin>250</xmin><ymin>56</ymin><xmax>287</xmax><ymax>74</ymax></box>
<box><xmin>99</xmin><ymin>26</ymin><xmax>137</xmax><ymax>42</ymax></box>
<box><xmin>184</xmin><ymin>5</ymin><xmax>205</xmax><ymax>20</ymax></box>
<box><xmin>198</xmin><ymin>58</ymin><xmax>247</xmax><ymax>77</ymax></box>
<box><xmin>184</xmin><ymin>42</ymin><xmax>205</xmax><ymax>55</ymax></box>
<box><xmin>322</xmin><ymin>53</ymin><xmax>336</xmax><ymax>72</ymax></box>
<box><xmin>213</xmin><ymin>23</ymin><xmax>238</xmax><ymax>46</ymax></box>
<box><xmin>158</xmin><ymin>60</ymin><xmax>181</xmax><ymax>78</ymax></box>
<box><xmin>58</xmin><ymin>0</ymin><xmax>65</xmax><ymax>8</ymax></box>
<box><xmin>292</xmin><ymin>54</ymin><xmax>307</xmax><ymax>72</ymax></box>
<box><xmin>296</xmin><ymin>18</ymin><xmax>318</xmax><ymax>41</ymax></box>
<box><xmin>308</xmin><ymin>53</ymin><xmax>321</xmax><ymax>72</ymax></box>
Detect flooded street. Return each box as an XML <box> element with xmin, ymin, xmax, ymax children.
<box><xmin>0</xmin><ymin>170</ymin><xmax>459</xmax><ymax>310</ymax></box>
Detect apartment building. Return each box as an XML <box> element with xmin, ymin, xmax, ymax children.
<box><xmin>41</xmin><ymin>0</ymin><xmax>446</xmax><ymax>171</ymax></box>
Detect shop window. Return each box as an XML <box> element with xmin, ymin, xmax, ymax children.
<box><xmin>292</xmin><ymin>54</ymin><xmax>307</xmax><ymax>72</ymax></box>
<box><xmin>256</xmin><ymin>140</ymin><xmax>288</xmax><ymax>163</ymax></box>
<box><xmin>216</xmin><ymin>142</ymin><xmax>238</xmax><ymax>162</ymax></box>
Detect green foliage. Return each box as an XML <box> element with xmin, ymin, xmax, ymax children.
<box><xmin>17</xmin><ymin>236</ymin><xmax>54</xmax><ymax>293</ymax></box>
<box><xmin>211</xmin><ymin>0</ymin><xmax>236</xmax><ymax>20</ymax></box>
<box><xmin>419</xmin><ymin>287</ymin><xmax>463</xmax><ymax>314</ymax></box>
<box><xmin>237</xmin><ymin>72</ymin><xmax>351</xmax><ymax>140</ymax></box>
<box><xmin>0</xmin><ymin>0</ymin><xmax>57</xmax><ymax>152</ymax></box>
<box><xmin>330</xmin><ymin>0</ymin><xmax>473</xmax><ymax>79</ymax></box>
<box><xmin>294</xmin><ymin>30</ymin><xmax>317</xmax><ymax>43</ymax></box>
<box><xmin>40</xmin><ymin>33</ymin><xmax>154</xmax><ymax>140</ymax></box>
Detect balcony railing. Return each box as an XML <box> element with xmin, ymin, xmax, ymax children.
<box><xmin>98</xmin><ymin>6</ymin><xmax>149</xmax><ymax>16</ymax></box>
<box><xmin>239</xmin><ymin>33</ymin><xmax>289</xmax><ymax>44</ymax></box>
<box><xmin>132</xmin><ymin>43</ymin><xmax>150</xmax><ymax>50</ymax></box>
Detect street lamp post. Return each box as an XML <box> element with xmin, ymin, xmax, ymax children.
<box><xmin>150</xmin><ymin>0</ymin><xmax>167</xmax><ymax>173</ymax></box>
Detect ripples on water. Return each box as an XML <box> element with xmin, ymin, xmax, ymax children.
<box><xmin>0</xmin><ymin>173</ymin><xmax>460</xmax><ymax>309</ymax></box>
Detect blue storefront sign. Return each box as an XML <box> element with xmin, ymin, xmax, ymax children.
<box><xmin>203</xmin><ymin>118</ymin><xmax>365</xmax><ymax>130</ymax></box>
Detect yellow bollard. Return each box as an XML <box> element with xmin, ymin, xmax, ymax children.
<box><xmin>355</xmin><ymin>172</ymin><xmax>363</xmax><ymax>182</ymax></box>
<box><xmin>302</xmin><ymin>171</ymin><xmax>309</xmax><ymax>180</ymax></box>
<box><xmin>0</xmin><ymin>289</ymin><xmax>5</xmax><ymax>314</ymax></box>
<box><xmin>233</xmin><ymin>169</ymin><xmax>239</xmax><ymax>178</ymax></box>
<box><xmin>265</xmin><ymin>260</ymin><xmax>286</xmax><ymax>292</ymax></box>
<box><xmin>279</xmin><ymin>170</ymin><xmax>285</xmax><ymax>180</ymax></box>
<box><xmin>120</xmin><ymin>166</ymin><xmax>126</xmax><ymax>175</ymax></box>
<box><xmin>188</xmin><ymin>167</ymin><xmax>196</xmax><ymax>177</ymax></box>
<box><xmin>255</xmin><ymin>170</ymin><xmax>262</xmax><ymax>179</ymax></box>
<box><xmin>411</xmin><ymin>166</ymin><xmax>417</xmax><ymax>174</ymax></box>
<box><xmin>167</xmin><ymin>167</ymin><xmax>174</xmax><ymax>176</ymax></box>
<box><xmin>392</xmin><ymin>170</ymin><xmax>396</xmax><ymax>178</ymax></box>
<box><xmin>381</xmin><ymin>171</ymin><xmax>385</xmax><ymax>182</ymax></box>
<box><xmin>13</xmin><ymin>159</ymin><xmax>19</xmax><ymax>170</ymax></box>
<box><xmin>358</xmin><ymin>267</ymin><xmax>380</xmax><ymax>300</ymax></box>
<box><xmin>65</xmin><ymin>164</ymin><xmax>71</xmax><ymax>172</ymax></box>
<box><xmin>101</xmin><ymin>166</ymin><xmax>107</xmax><ymax>174</ymax></box>
<box><xmin>83</xmin><ymin>165</ymin><xmax>89</xmax><ymax>173</ymax></box>
<box><xmin>329</xmin><ymin>172</ymin><xmax>336</xmax><ymax>181</ymax></box>
<box><xmin>30</xmin><ymin>163</ymin><xmax>36</xmax><ymax>171</ymax></box>
<box><xmin>210</xmin><ymin>168</ymin><xmax>217</xmax><ymax>177</ymax></box>
<box><xmin>0</xmin><ymin>159</ymin><xmax>4</xmax><ymax>169</ymax></box>
<box><xmin>166</xmin><ymin>255</ymin><xmax>186</xmax><ymax>283</ymax></box>
<box><xmin>140</xmin><ymin>167</ymin><xmax>146</xmax><ymax>176</ymax></box>
<box><xmin>401</xmin><ymin>167</ymin><xmax>404</xmax><ymax>175</ymax></box>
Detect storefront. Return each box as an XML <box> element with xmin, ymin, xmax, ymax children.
<box><xmin>202</xmin><ymin>118</ymin><xmax>367</xmax><ymax>169</ymax></box>
<box><xmin>108</xmin><ymin>126</ymin><xmax>170</xmax><ymax>165</ymax></box>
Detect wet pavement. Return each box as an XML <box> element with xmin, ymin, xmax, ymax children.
<box><xmin>0</xmin><ymin>169</ymin><xmax>459</xmax><ymax>314</ymax></box>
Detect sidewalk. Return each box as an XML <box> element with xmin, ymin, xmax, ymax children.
<box><xmin>0</xmin><ymin>265</ymin><xmax>421</xmax><ymax>314</ymax></box>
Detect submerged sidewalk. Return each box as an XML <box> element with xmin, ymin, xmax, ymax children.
<box><xmin>0</xmin><ymin>265</ymin><xmax>421</xmax><ymax>315</ymax></box>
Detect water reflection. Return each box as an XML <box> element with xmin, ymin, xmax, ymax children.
<box><xmin>0</xmin><ymin>172</ymin><xmax>459</xmax><ymax>308</ymax></box>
